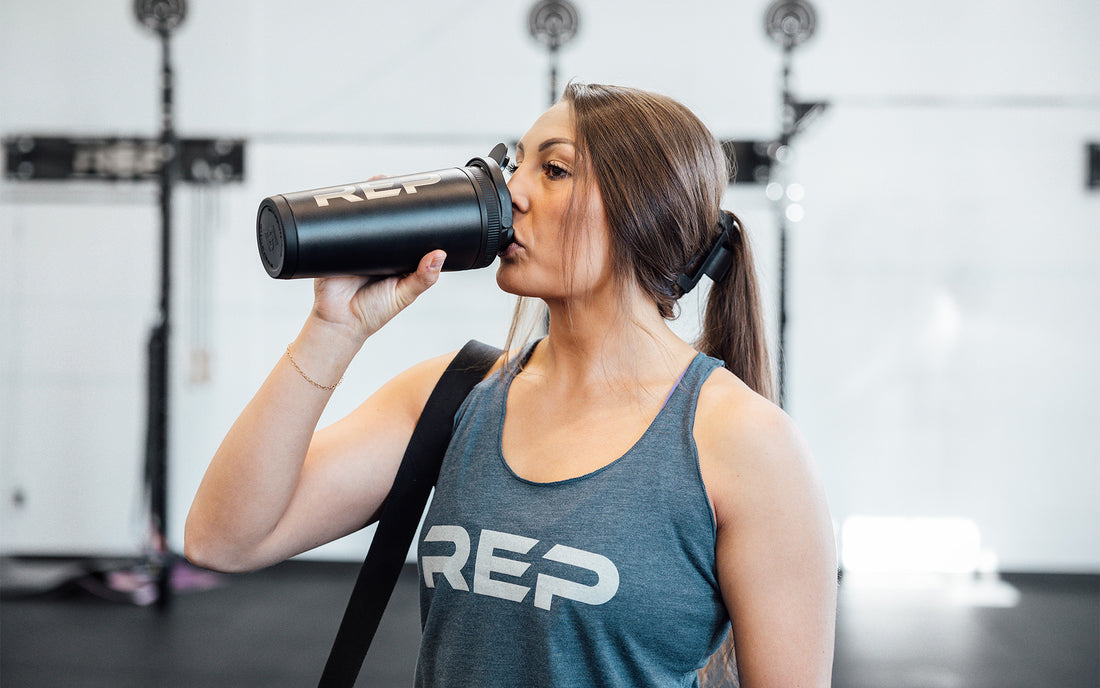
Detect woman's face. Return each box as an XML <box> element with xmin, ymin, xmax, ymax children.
<box><xmin>496</xmin><ymin>101</ymin><xmax>612</xmax><ymax>301</ymax></box>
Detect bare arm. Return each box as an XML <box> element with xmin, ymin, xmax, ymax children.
<box><xmin>184</xmin><ymin>251</ymin><xmax>450</xmax><ymax>573</ymax></box>
<box><xmin>697</xmin><ymin>374</ymin><xmax>838</xmax><ymax>687</ymax></box>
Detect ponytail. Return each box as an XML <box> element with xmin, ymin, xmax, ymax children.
<box><xmin>695</xmin><ymin>211</ymin><xmax>775</xmax><ymax>403</ymax></box>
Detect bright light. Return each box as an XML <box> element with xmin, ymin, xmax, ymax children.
<box><xmin>839</xmin><ymin>516</ymin><xmax>1019</xmax><ymax>607</ymax></box>
<box><xmin>765</xmin><ymin>182</ymin><xmax>784</xmax><ymax>201</ymax></box>
<box><xmin>921</xmin><ymin>289</ymin><xmax>962</xmax><ymax>368</ymax></box>
<box><xmin>785</xmin><ymin>203</ymin><xmax>805</xmax><ymax>222</ymax></box>
<box><xmin>786</xmin><ymin>183</ymin><xmax>805</xmax><ymax>201</ymax></box>
<box><xmin>841</xmin><ymin>516</ymin><xmax>982</xmax><ymax>574</ymax></box>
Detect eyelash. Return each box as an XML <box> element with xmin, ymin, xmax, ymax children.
<box><xmin>505</xmin><ymin>160</ymin><xmax>570</xmax><ymax>180</ymax></box>
<box><xmin>544</xmin><ymin>162</ymin><xmax>570</xmax><ymax>180</ymax></box>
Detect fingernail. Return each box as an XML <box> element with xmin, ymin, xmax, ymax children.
<box><xmin>429</xmin><ymin>255</ymin><xmax>445</xmax><ymax>272</ymax></box>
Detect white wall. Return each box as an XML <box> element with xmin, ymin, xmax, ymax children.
<box><xmin>1</xmin><ymin>0</ymin><xmax>1097</xmax><ymax>572</ymax></box>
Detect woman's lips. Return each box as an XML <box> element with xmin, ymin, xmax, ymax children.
<box><xmin>501</xmin><ymin>233</ymin><xmax>524</xmax><ymax>258</ymax></box>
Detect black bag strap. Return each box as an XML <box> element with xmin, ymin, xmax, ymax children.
<box><xmin>318</xmin><ymin>340</ymin><xmax>501</xmax><ymax>688</ymax></box>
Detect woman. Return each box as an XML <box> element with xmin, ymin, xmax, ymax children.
<box><xmin>186</xmin><ymin>83</ymin><xmax>837</xmax><ymax>687</ymax></box>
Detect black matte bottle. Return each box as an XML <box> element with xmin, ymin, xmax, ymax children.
<box><xmin>257</xmin><ymin>145</ymin><xmax>513</xmax><ymax>279</ymax></box>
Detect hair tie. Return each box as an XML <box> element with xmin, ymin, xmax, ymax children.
<box><xmin>676</xmin><ymin>212</ymin><xmax>739</xmax><ymax>295</ymax></box>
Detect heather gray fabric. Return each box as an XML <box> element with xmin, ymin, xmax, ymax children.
<box><xmin>415</xmin><ymin>342</ymin><xmax>730</xmax><ymax>687</ymax></box>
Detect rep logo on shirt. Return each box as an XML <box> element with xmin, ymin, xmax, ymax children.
<box><xmin>421</xmin><ymin>525</ymin><xmax>620</xmax><ymax>611</ymax></box>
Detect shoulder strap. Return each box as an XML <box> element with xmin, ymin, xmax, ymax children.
<box><xmin>318</xmin><ymin>340</ymin><xmax>502</xmax><ymax>688</ymax></box>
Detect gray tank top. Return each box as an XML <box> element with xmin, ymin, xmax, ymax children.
<box><xmin>415</xmin><ymin>343</ymin><xmax>731</xmax><ymax>687</ymax></box>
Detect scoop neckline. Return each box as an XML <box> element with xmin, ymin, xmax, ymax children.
<box><xmin>494</xmin><ymin>343</ymin><xmax>704</xmax><ymax>487</ymax></box>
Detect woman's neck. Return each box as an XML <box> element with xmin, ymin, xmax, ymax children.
<box><xmin>534</xmin><ymin>282</ymin><xmax>696</xmax><ymax>395</ymax></box>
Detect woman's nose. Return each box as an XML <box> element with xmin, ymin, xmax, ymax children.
<box><xmin>507</xmin><ymin>173</ymin><xmax>529</xmax><ymax>214</ymax></box>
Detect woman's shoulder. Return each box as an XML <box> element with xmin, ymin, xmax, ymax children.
<box><xmin>694</xmin><ymin>366</ymin><xmax>792</xmax><ymax>446</ymax></box>
<box><xmin>693</xmin><ymin>367</ymin><xmax>817</xmax><ymax>519</ymax></box>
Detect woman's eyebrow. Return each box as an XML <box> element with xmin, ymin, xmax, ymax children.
<box><xmin>538</xmin><ymin>137</ymin><xmax>576</xmax><ymax>152</ymax></box>
<box><xmin>515</xmin><ymin>137</ymin><xmax>576</xmax><ymax>156</ymax></box>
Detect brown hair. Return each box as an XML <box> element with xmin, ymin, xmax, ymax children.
<box><xmin>563</xmin><ymin>82</ymin><xmax>774</xmax><ymax>402</ymax></box>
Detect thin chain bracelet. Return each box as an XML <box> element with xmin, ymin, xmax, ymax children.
<box><xmin>285</xmin><ymin>345</ymin><xmax>343</xmax><ymax>391</ymax></box>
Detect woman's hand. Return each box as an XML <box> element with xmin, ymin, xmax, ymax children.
<box><xmin>310</xmin><ymin>249</ymin><xmax>447</xmax><ymax>344</ymax></box>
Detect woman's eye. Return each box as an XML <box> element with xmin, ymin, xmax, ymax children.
<box><xmin>543</xmin><ymin>162</ymin><xmax>570</xmax><ymax>180</ymax></box>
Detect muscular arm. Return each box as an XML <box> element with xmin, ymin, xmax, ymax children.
<box><xmin>696</xmin><ymin>374</ymin><xmax>837</xmax><ymax>687</ymax></box>
<box><xmin>184</xmin><ymin>327</ymin><xmax>456</xmax><ymax>573</ymax></box>
<box><xmin>184</xmin><ymin>250</ymin><xmax>456</xmax><ymax>573</ymax></box>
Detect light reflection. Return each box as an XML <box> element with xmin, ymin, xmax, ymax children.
<box><xmin>840</xmin><ymin>515</ymin><xmax>1020</xmax><ymax>607</ymax></box>
<box><xmin>921</xmin><ymin>288</ymin><xmax>962</xmax><ymax>368</ymax></box>
<box><xmin>842</xmin><ymin>516</ymin><xmax>982</xmax><ymax>574</ymax></box>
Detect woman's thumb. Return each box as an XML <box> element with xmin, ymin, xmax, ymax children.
<box><xmin>394</xmin><ymin>250</ymin><xmax>446</xmax><ymax>307</ymax></box>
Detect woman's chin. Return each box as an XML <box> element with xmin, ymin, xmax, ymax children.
<box><xmin>495</xmin><ymin>265</ymin><xmax>525</xmax><ymax>296</ymax></box>
<box><xmin>495</xmin><ymin>263</ymin><xmax>543</xmax><ymax>298</ymax></box>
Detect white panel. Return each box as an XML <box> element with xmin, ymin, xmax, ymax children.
<box><xmin>1</xmin><ymin>199</ymin><xmax>157</xmax><ymax>554</ymax></box>
<box><xmin>786</xmin><ymin>105</ymin><xmax>1100</xmax><ymax>572</ymax></box>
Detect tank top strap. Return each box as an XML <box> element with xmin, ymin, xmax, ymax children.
<box><xmin>652</xmin><ymin>351</ymin><xmax>725</xmax><ymax>432</ymax></box>
<box><xmin>500</xmin><ymin>338</ymin><xmax>542</xmax><ymax>377</ymax></box>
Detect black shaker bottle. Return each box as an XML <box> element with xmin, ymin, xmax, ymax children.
<box><xmin>257</xmin><ymin>144</ymin><xmax>513</xmax><ymax>278</ymax></box>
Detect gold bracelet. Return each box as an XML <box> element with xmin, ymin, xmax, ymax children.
<box><xmin>285</xmin><ymin>345</ymin><xmax>342</xmax><ymax>391</ymax></box>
